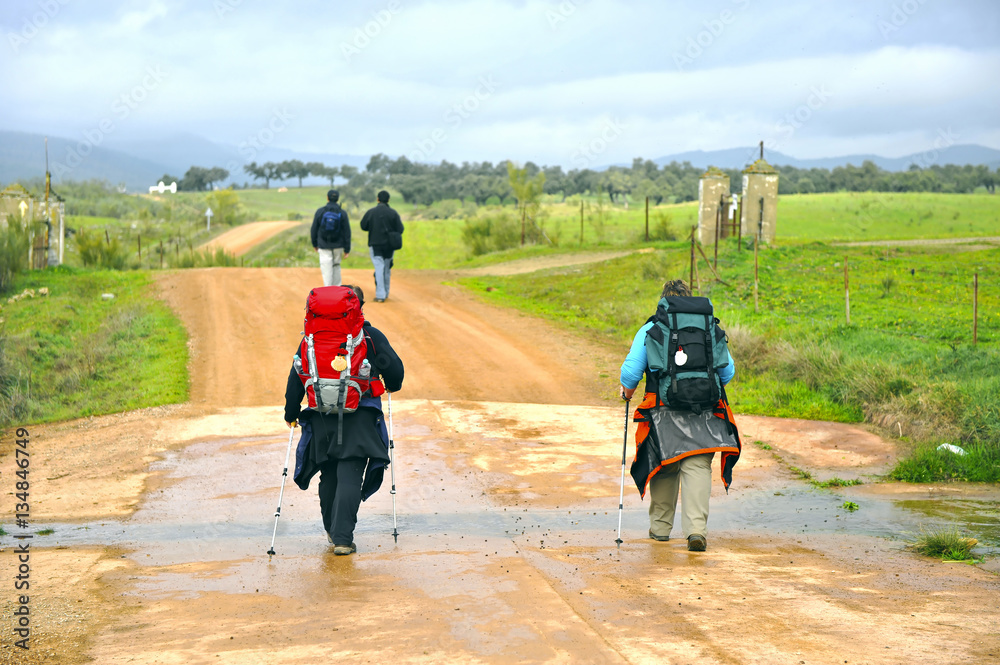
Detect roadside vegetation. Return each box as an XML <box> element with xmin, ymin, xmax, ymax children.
<box><xmin>0</xmin><ymin>268</ymin><xmax>188</xmax><ymax>428</ymax></box>
<box><xmin>909</xmin><ymin>526</ymin><xmax>980</xmax><ymax>561</ymax></box>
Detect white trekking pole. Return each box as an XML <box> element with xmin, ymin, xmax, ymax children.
<box><xmin>615</xmin><ymin>398</ymin><xmax>631</xmax><ymax>549</ymax></box>
<box><xmin>387</xmin><ymin>392</ymin><xmax>399</xmax><ymax>543</ymax></box>
<box><xmin>267</xmin><ymin>424</ymin><xmax>297</xmax><ymax>560</ymax></box>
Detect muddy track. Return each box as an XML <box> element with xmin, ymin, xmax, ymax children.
<box><xmin>2</xmin><ymin>262</ymin><xmax>999</xmax><ymax>664</ymax></box>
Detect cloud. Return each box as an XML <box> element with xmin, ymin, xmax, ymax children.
<box><xmin>3</xmin><ymin>0</ymin><xmax>999</xmax><ymax>166</ymax></box>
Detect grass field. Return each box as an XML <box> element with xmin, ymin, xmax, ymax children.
<box><xmin>0</xmin><ymin>268</ymin><xmax>188</xmax><ymax>427</ymax></box>
<box><xmin>235</xmin><ymin>190</ymin><xmax>1000</xmax><ymax>271</ymax></box>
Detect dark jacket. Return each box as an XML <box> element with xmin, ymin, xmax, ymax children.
<box><xmin>311</xmin><ymin>201</ymin><xmax>351</xmax><ymax>252</ymax></box>
<box><xmin>285</xmin><ymin>321</ymin><xmax>404</xmax><ymax>498</ymax></box>
<box><xmin>359</xmin><ymin>202</ymin><xmax>403</xmax><ymax>256</ymax></box>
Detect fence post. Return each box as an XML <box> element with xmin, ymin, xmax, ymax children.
<box><xmin>105</xmin><ymin>229</ymin><xmax>110</xmax><ymax>246</ymax></box>
<box><xmin>973</xmin><ymin>271</ymin><xmax>979</xmax><ymax>346</ymax></box>
<box><xmin>844</xmin><ymin>257</ymin><xmax>851</xmax><ymax>326</ymax></box>
<box><xmin>137</xmin><ymin>233</ymin><xmax>142</xmax><ymax>260</ymax></box>
<box><xmin>690</xmin><ymin>225</ymin><xmax>696</xmax><ymax>289</ymax></box>
<box><xmin>645</xmin><ymin>196</ymin><xmax>649</xmax><ymax>242</ymax></box>
<box><xmin>714</xmin><ymin>202</ymin><xmax>720</xmax><ymax>270</ymax></box>
<box><xmin>753</xmin><ymin>231</ymin><xmax>759</xmax><ymax>314</ymax></box>
<box><xmin>737</xmin><ymin>196</ymin><xmax>743</xmax><ymax>252</ymax></box>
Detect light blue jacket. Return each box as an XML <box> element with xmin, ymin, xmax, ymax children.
<box><xmin>620</xmin><ymin>321</ymin><xmax>735</xmax><ymax>390</ymax></box>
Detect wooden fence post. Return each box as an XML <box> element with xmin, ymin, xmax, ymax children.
<box><xmin>753</xmin><ymin>231</ymin><xmax>759</xmax><ymax>313</ymax></box>
<box><xmin>689</xmin><ymin>226</ymin><xmax>696</xmax><ymax>288</ymax></box>
<box><xmin>737</xmin><ymin>197</ymin><xmax>743</xmax><ymax>252</ymax></box>
<box><xmin>844</xmin><ymin>257</ymin><xmax>851</xmax><ymax>326</ymax></box>
<box><xmin>645</xmin><ymin>196</ymin><xmax>649</xmax><ymax>242</ymax></box>
<box><xmin>159</xmin><ymin>240</ymin><xmax>163</xmax><ymax>269</ymax></box>
<box><xmin>973</xmin><ymin>271</ymin><xmax>979</xmax><ymax>346</ymax></box>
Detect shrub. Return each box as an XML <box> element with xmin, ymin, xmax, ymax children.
<box><xmin>462</xmin><ymin>211</ymin><xmax>520</xmax><ymax>256</ymax></box>
<box><xmin>75</xmin><ymin>228</ymin><xmax>130</xmax><ymax>270</ymax></box>
<box><xmin>648</xmin><ymin>212</ymin><xmax>678</xmax><ymax>241</ymax></box>
<box><xmin>168</xmin><ymin>247</ymin><xmax>238</xmax><ymax>268</ymax></box>
<box><xmin>909</xmin><ymin>526</ymin><xmax>978</xmax><ymax>561</ymax></box>
<box><xmin>0</xmin><ymin>222</ymin><xmax>31</xmax><ymax>292</ymax></box>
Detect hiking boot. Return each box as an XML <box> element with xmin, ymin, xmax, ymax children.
<box><xmin>333</xmin><ymin>543</ymin><xmax>357</xmax><ymax>556</ymax></box>
<box><xmin>687</xmin><ymin>534</ymin><xmax>707</xmax><ymax>552</ymax></box>
<box><xmin>649</xmin><ymin>530</ymin><xmax>670</xmax><ymax>542</ymax></box>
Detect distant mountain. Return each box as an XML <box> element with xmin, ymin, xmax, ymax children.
<box><xmin>4</xmin><ymin>130</ymin><xmax>999</xmax><ymax>192</ymax></box>
<box><xmin>1</xmin><ymin>131</ymin><xmax>170</xmax><ymax>191</ymax></box>
<box><xmin>103</xmin><ymin>133</ymin><xmax>370</xmax><ymax>185</ymax></box>
<box><xmin>649</xmin><ymin>145</ymin><xmax>1000</xmax><ymax>172</ymax></box>
<box><xmin>1</xmin><ymin>130</ymin><xmax>370</xmax><ymax>191</ymax></box>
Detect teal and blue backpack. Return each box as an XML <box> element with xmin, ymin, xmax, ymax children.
<box><xmin>644</xmin><ymin>296</ymin><xmax>731</xmax><ymax>414</ymax></box>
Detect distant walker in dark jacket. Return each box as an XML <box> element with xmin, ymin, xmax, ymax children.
<box><xmin>359</xmin><ymin>190</ymin><xmax>403</xmax><ymax>302</ymax></box>
<box><xmin>311</xmin><ymin>189</ymin><xmax>351</xmax><ymax>286</ymax></box>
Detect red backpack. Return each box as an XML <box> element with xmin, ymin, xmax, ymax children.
<box><xmin>294</xmin><ymin>287</ymin><xmax>385</xmax><ymax>438</ymax></box>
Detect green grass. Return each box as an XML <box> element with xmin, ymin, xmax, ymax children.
<box><xmin>888</xmin><ymin>443</ymin><xmax>1000</xmax><ymax>483</ymax></box>
<box><xmin>842</xmin><ymin>501</ymin><xmax>859</xmax><ymax>512</ymax></box>
<box><xmin>909</xmin><ymin>525</ymin><xmax>979</xmax><ymax>560</ymax></box>
<box><xmin>776</xmin><ymin>192</ymin><xmax>1000</xmax><ymax>241</ymax></box>
<box><xmin>813</xmin><ymin>477</ymin><xmax>863</xmax><ymax>488</ymax></box>
<box><xmin>233</xmin><ymin>190</ymin><xmax>1000</xmax><ymax>271</ymax></box>
<box><xmin>1</xmin><ymin>267</ymin><xmax>188</xmax><ymax>427</ymax></box>
<box><xmin>36</xmin><ymin>528</ymin><xmax>54</xmax><ymax>536</ymax></box>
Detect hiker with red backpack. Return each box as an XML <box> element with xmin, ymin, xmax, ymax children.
<box><xmin>619</xmin><ymin>279</ymin><xmax>741</xmax><ymax>552</ymax></box>
<box><xmin>311</xmin><ymin>189</ymin><xmax>351</xmax><ymax>286</ymax></box>
<box><xmin>283</xmin><ymin>284</ymin><xmax>404</xmax><ymax>555</ymax></box>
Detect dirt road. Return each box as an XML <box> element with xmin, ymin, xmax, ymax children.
<box><xmin>2</xmin><ymin>264</ymin><xmax>998</xmax><ymax>664</ymax></box>
<box><xmin>200</xmin><ymin>221</ymin><xmax>303</xmax><ymax>256</ymax></box>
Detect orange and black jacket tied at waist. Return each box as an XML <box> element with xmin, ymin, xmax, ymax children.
<box><xmin>629</xmin><ymin>389</ymin><xmax>742</xmax><ymax>497</ymax></box>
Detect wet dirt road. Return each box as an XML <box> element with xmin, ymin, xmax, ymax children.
<box><xmin>2</xmin><ymin>265</ymin><xmax>999</xmax><ymax>664</ymax></box>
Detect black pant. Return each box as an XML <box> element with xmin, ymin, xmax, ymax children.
<box><xmin>318</xmin><ymin>458</ymin><xmax>367</xmax><ymax>545</ymax></box>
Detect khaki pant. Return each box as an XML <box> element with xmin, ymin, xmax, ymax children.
<box><xmin>648</xmin><ymin>453</ymin><xmax>713</xmax><ymax>539</ymax></box>
<box><xmin>318</xmin><ymin>248</ymin><xmax>343</xmax><ymax>286</ymax></box>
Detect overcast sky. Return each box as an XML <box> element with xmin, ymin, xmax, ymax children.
<box><xmin>3</xmin><ymin>0</ymin><xmax>999</xmax><ymax>167</ymax></box>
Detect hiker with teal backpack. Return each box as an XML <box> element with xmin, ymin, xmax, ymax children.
<box><xmin>619</xmin><ymin>279</ymin><xmax>741</xmax><ymax>552</ymax></box>
<box><xmin>311</xmin><ymin>189</ymin><xmax>351</xmax><ymax>286</ymax></box>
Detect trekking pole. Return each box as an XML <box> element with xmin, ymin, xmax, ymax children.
<box><xmin>267</xmin><ymin>424</ymin><xmax>297</xmax><ymax>560</ymax></box>
<box><xmin>387</xmin><ymin>392</ymin><xmax>399</xmax><ymax>543</ymax></box>
<box><xmin>615</xmin><ymin>397</ymin><xmax>631</xmax><ymax>549</ymax></box>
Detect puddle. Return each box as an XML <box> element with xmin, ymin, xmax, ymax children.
<box><xmin>3</xmin><ymin>435</ymin><xmax>997</xmax><ymax>562</ymax></box>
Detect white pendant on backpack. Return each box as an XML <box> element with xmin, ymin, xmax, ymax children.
<box><xmin>674</xmin><ymin>349</ymin><xmax>688</xmax><ymax>366</ymax></box>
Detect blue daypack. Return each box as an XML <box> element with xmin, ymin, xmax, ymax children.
<box><xmin>320</xmin><ymin>209</ymin><xmax>342</xmax><ymax>239</ymax></box>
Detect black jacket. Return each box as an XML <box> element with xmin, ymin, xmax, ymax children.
<box><xmin>311</xmin><ymin>201</ymin><xmax>351</xmax><ymax>252</ymax></box>
<box><xmin>359</xmin><ymin>202</ymin><xmax>403</xmax><ymax>254</ymax></box>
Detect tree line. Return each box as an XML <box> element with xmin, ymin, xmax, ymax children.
<box><xmin>165</xmin><ymin>155</ymin><xmax>999</xmax><ymax>203</ymax></box>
